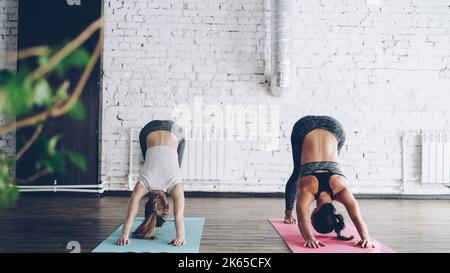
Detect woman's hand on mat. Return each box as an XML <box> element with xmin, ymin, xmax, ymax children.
<box><xmin>354</xmin><ymin>238</ymin><xmax>375</xmax><ymax>248</ymax></box>
<box><xmin>169</xmin><ymin>237</ymin><xmax>186</xmax><ymax>247</ymax></box>
<box><xmin>115</xmin><ymin>235</ymin><xmax>129</xmax><ymax>246</ymax></box>
<box><xmin>304</xmin><ymin>238</ymin><xmax>326</xmax><ymax>248</ymax></box>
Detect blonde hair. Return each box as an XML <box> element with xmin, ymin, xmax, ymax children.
<box><xmin>132</xmin><ymin>192</ymin><xmax>169</xmax><ymax>239</ymax></box>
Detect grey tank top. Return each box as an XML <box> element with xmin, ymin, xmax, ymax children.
<box><xmin>138</xmin><ymin>146</ymin><xmax>182</xmax><ymax>193</ymax></box>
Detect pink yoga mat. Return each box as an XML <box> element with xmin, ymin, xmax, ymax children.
<box><xmin>269</xmin><ymin>219</ymin><xmax>395</xmax><ymax>253</ymax></box>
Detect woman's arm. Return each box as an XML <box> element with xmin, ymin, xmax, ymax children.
<box><xmin>170</xmin><ymin>183</ymin><xmax>185</xmax><ymax>246</ymax></box>
<box><xmin>335</xmin><ymin>188</ymin><xmax>374</xmax><ymax>248</ymax></box>
<box><xmin>116</xmin><ymin>182</ymin><xmax>148</xmax><ymax>245</ymax></box>
<box><xmin>296</xmin><ymin>188</ymin><xmax>325</xmax><ymax>248</ymax></box>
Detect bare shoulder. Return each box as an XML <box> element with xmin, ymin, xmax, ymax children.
<box><xmin>298</xmin><ymin>176</ymin><xmax>318</xmax><ymax>196</ymax></box>
<box><xmin>329</xmin><ymin>175</ymin><xmax>348</xmax><ymax>196</ymax></box>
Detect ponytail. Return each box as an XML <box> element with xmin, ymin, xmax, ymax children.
<box><xmin>334</xmin><ymin>213</ymin><xmax>354</xmax><ymax>241</ymax></box>
<box><xmin>312</xmin><ymin>203</ymin><xmax>355</xmax><ymax>241</ymax></box>
<box><xmin>133</xmin><ymin>192</ymin><xmax>169</xmax><ymax>239</ymax></box>
<box><xmin>132</xmin><ymin>211</ymin><xmax>158</xmax><ymax>240</ymax></box>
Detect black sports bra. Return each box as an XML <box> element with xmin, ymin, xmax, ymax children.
<box><xmin>312</xmin><ymin>172</ymin><xmax>335</xmax><ymax>200</ymax></box>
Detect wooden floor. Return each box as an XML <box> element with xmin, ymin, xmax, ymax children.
<box><xmin>0</xmin><ymin>196</ymin><xmax>449</xmax><ymax>253</ymax></box>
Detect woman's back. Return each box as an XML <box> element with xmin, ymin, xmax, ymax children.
<box><xmin>301</xmin><ymin>129</ymin><xmax>339</xmax><ymax>165</ymax></box>
<box><xmin>146</xmin><ymin>131</ymin><xmax>179</xmax><ymax>149</ymax></box>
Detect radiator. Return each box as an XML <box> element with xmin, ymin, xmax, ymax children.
<box><xmin>421</xmin><ymin>132</ymin><xmax>450</xmax><ymax>184</ymax></box>
<box><xmin>128</xmin><ymin>128</ymin><xmax>229</xmax><ymax>190</ymax></box>
<box><xmin>182</xmin><ymin>138</ymin><xmax>229</xmax><ymax>181</ymax></box>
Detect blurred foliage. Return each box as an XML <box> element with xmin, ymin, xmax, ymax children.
<box><xmin>0</xmin><ymin>152</ymin><xmax>18</xmax><ymax>207</ymax></box>
<box><xmin>0</xmin><ymin>45</ymin><xmax>91</xmax><ymax>208</ymax></box>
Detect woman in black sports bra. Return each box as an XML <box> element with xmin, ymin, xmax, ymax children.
<box><xmin>284</xmin><ymin>116</ymin><xmax>374</xmax><ymax>249</ymax></box>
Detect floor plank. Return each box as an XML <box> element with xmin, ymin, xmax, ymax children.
<box><xmin>0</xmin><ymin>196</ymin><xmax>449</xmax><ymax>253</ymax></box>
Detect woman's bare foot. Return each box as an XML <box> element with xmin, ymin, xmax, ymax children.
<box><xmin>284</xmin><ymin>210</ymin><xmax>297</xmax><ymax>224</ymax></box>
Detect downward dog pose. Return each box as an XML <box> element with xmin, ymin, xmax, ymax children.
<box><xmin>116</xmin><ymin>120</ymin><xmax>186</xmax><ymax>247</ymax></box>
<box><xmin>284</xmin><ymin>115</ymin><xmax>374</xmax><ymax>249</ymax></box>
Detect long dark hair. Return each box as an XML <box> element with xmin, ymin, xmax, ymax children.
<box><xmin>132</xmin><ymin>192</ymin><xmax>169</xmax><ymax>239</ymax></box>
<box><xmin>311</xmin><ymin>203</ymin><xmax>354</xmax><ymax>241</ymax></box>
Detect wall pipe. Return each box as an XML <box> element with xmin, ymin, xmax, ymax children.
<box><xmin>271</xmin><ymin>0</ymin><xmax>293</xmax><ymax>97</ymax></box>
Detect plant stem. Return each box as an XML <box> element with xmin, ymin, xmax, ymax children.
<box><xmin>0</xmin><ymin>46</ymin><xmax>50</xmax><ymax>62</ymax></box>
<box><xmin>0</xmin><ymin>17</ymin><xmax>104</xmax><ymax>135</ymax></box>
<box><xmin>16</xmin><ymin>124</ymin><xmax>43</xmax><ymax>161</ymax></box>
<box><xmin>31</xmin><ymin>17</ymin><xmax>104</xmax><ymax>80</ymax></box>
<box><xmin>15</xmin><ymin>168</ymin><xmax>49</xmax><ymax>185</ymax></box>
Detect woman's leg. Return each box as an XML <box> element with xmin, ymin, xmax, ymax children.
<box><xmin>285</xmin><ymin>122</ymin><xmax>302</xmax><ymax>222</ymax></box>
<box><xmin>139</xmin><ymin>125</ymin><xmax>151</xmax><ymax>160</ymax></box>
<box><xmin>313</xmin><ymin>116</ymin><xmax>346</xmax><ymax>153</ymax></box>
<box><xmin>177</xmin><ymin>137</ymin><xmax>185</xmax><ymax>168</ymax></box>
<box><xmin>170</xmin><ymin>121</ymin><xmax>185</xmax><ymax>167</ymax></box>
<box><xmin>139</xmin><ymin>120</ymin><xmax>179</xmax><ymax>160</ymax></box>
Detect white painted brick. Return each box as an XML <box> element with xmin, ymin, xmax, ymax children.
<box><xmin>0</xmin><ymin>0</ymin><xmax>17</xmax><ymax>159</ymax></box>
<box><xmin>3</xmin><ymin>0</ymin><xmax>449</xmax><ymax>195</ymax></box>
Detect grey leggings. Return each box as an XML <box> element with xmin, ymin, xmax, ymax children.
<box><xmin>139</xmin><ymin>120</ymin><xmax>185</xmax><ymax>167</ymax></box>
<box><xmin>285</xmin><ymin>115</ymin><xmax>346</xmax><ymax>210</ymax></box>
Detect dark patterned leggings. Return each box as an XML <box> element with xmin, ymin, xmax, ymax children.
<box><xmin>285</xmin><ymin>115</ymin><xmax>346</xmax><ymax>210</ymax></box>
<box><xmin>139</xmin><ymin>119</ymin><xmax>185</xmax><ymax>167</ymax></box>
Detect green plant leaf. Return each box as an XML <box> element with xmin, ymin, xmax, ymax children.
<box><xmin>5</xmin><ymin>80</ymin><xmax>25</xmax><ymax>116</ymax></box>
<box><xmin>66</xmin><ymin>151</ymin><xmax>86</xmax><ymax>171</ymax></box>
<box><xmin>0</xmin><ymin>162</ymin><xmax>9</xmax><ymax>178</ymax></box>
<box><xmin>0</xmin><ymin>156</ymin><xmax>11</xmax><ymax>184</ymax></box>
<box><xmin>42</xmin><ymin>151</ymin><xmax>65</xmax><ymax>173</ymax></box>
<box><xmin>68</xmin><ymin>100</ymin><xmax>86</xmax><ymax>121</ymax></box>
<box><xmin>55</xmin><ymin>63</ymin><xmax>66</xmax><ymax>77</ymax></box>
<box><xmin>47</xmin><ymin>135</ymin><xmax>61</xmax><ymax>156</ymax></box>
<box><xmin>0</xmin><ymin>69</ymin><xmax>13</xmax><ymax>85</ymax></box>
<box><xmin>0</xmin><ymin>71</ymin><xmax>35</xmax><ymax>118</ymax></box>
<box><xmin>33</xmin><ymin>79</ymin><xmax>52</xmax><ymax>107</ymax></box>
<box><xmin>6</xmin><ymin>157</ymin><xmax>16</xmax><ymax>168</ymax></box>
<box><xmin>55</xmin><ymin>48</ymin><xmax>90</xmax><ymax>77</ymax></box>
<box><xmin>66</xmin><ymin>48</ymin><xmax>90</xmax><ymax>67</ymax></box>
<box><xmin>35</xmin><ymin>133</ymin><xmax>49</xmax><ymax>160</ymax></box>
<box><xmin>38</xmin><ymin>55</ymin><xmax>49</xmax><ymax>67</ymax></box>
<box><xmin>0</xmin><ymin>183</ymin><xmax>19</xmax><ymax>208</ymax></box>
<box><xmin>55</xmin><ymin>83</ymin><xmax>70</xmax><ymax>101</ymax></box>
<box><xmin>0</xmin><ymin>91</ymin><xmax>8</xmax><ymax>117</ymax></box>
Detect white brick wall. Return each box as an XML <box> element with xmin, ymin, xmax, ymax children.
<box><xmin>0</xmin><ymin>0</ymin><xmax>16</xmax><ymax>70</ymax></box>
<box><xmin>0</xmin><ymin>0</ymin><xmax>17</xmax><ymax>158</ymax></box>
<box><xmin>2</xmin><ymin>0</ymin><xmax>450</xmax><ymax>195</ymax></box>
<box><xmin>101</xmin><ymin>0</ymin><xmax>450</xmax><ymax>194</ymax></box>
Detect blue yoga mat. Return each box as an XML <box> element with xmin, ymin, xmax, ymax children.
<box><xmin>92</xmin><ymin>217</ymin><xmax>205</xmax><ymax>253</ymax></box>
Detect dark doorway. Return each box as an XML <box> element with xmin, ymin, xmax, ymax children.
<box><xmin>16</xmin><ymin>0</ymin><xmax>102</xmax><ymax>186</ymax></box>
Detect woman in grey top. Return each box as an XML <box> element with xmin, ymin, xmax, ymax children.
<box><xmin>116</xmin><ymin>120</ymin><xmax>186</xmax><ymax>247</ymax></box>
